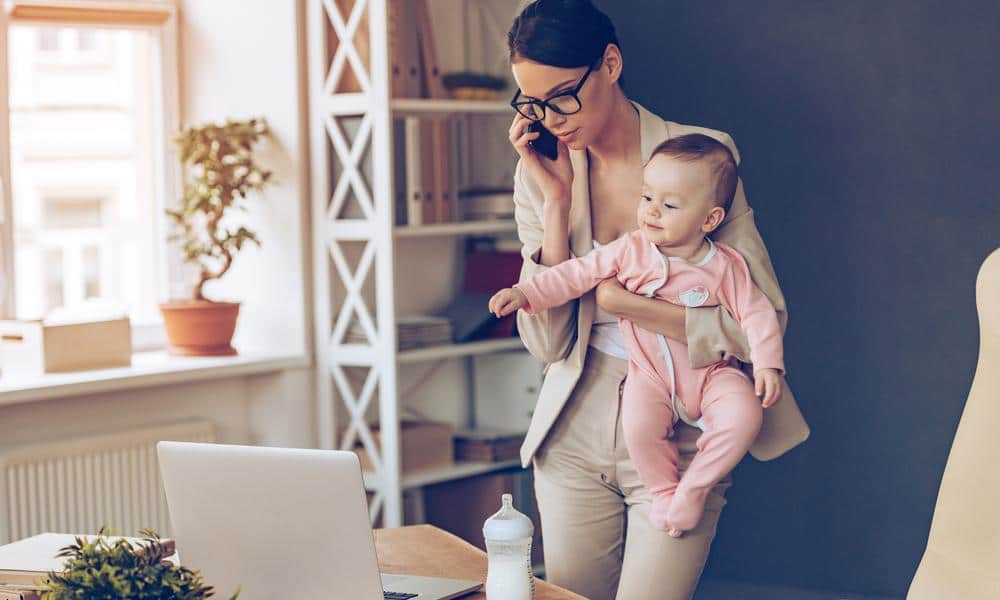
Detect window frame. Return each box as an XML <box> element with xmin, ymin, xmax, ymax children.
<box><xmin>0</xmin><ymin>0</ymin><xmax>180</xmax><ymax>351</ymax></box>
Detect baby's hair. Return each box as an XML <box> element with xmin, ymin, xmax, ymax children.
<box><xmin>648</xmin><ymin>134</ymin><xmax>738</xmax><ymax>214</ymax></box>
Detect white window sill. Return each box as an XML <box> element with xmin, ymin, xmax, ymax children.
<box><xmin>0</xmin><ymin>351</ymin><xmax>311</xmax><ymax>407</ymax></box>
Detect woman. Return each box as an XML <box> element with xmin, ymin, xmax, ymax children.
<box><xmin>505</xmin><ymin>2</ymin><xmax>811</xmax><ymax>599</ymax></box>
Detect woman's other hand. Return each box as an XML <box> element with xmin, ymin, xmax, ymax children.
<box><xmin>595</xmin><ymin>278</ymin><xmax>627</xmax><ymax>316</ymax></box>
<box><xmin>509</xmin><ymin>114</ymin><xmax>574</xmax><ymax>209</ymax></box>
<box><xmin>754</xmin><ymin>368</ymin><xmax>784</xmax><ymax>408</ymax></box>
<box><xmin>489</xmin><ymin>287</ymin><xmax>529</xmax><ymax>318</ymax></box>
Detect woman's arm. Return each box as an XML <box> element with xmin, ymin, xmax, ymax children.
<box><xmin>596</xmin><ymin>280</ymin><xmax>687</xmax><ymax>340</ymax></box>
<box><xmin>513</xmin><ymin>160</ymin><xmax>580</xmax><ymax>364</ymax></box>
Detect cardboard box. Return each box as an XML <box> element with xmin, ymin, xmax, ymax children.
<box><xmin>454</xmin><ymin>429</ymin><xmax>525</xmax><ymax>463</ymax></box>
<box><xmin>354</xmin><ymin>420</ymin><xmax>454</xmax><ymax>475</ymax></box>
<box><xmin>0</xmin><ymin>318</ymin><xmax>132</xmax><ymax>376</ymax></box>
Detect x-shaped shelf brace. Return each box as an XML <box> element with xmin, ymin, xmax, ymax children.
<box><xmin>322</xmin><ymin>0</ymin><xmax>372</xmax><ymax>96</ymax></box>
<box><xmin>320</xmin><ymin>0</ymin><xmax>388</xmax><ymax>524</ymax></box>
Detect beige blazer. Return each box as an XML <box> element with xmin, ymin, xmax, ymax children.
<box><xmin>908</xmin><ymin>248</ymin><xmax>1000</xmax><ymax>599</ymax></box>
<box><xmin>514</xmin><ymin>101</ymin><xmax>810</xmax><ymax>467</ymax></box>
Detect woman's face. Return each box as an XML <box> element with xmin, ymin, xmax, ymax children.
<box><xmin>510</xmin><ymin>54</ymin><xmax>618</xmax><ymax>151</ymax></box>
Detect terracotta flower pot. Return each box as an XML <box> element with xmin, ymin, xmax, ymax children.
<box><xmin>160</xmin><ymin>300</ymin><xmax>240</xmax><ymax>356</ymax></box>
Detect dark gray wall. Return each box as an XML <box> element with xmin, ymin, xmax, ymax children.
<box><xmin>596</xmin><ymin>1</ymin><xmax>1000</xmax><ymax>597</ymax></box>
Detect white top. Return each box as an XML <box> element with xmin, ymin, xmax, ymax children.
<box><xmin>587</xmin><ymin>240</ymin><xmax>629</xmax><ymax>360</ymax></box>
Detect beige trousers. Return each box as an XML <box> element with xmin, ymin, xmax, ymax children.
<box><xmin>533</xmin><ymin>348</ymin><xmax>731</xmax><ymax>600</ymax></box>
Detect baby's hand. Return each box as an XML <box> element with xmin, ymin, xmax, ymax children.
<box><xmin>754</xmin><ymin>368</ymin><xmax>784</xmax><ymax>408</ymax></box>
<box><xmin>488</xmin><ymin>287</ymin><xmax>528</xmax><ymax>318</ymax></box>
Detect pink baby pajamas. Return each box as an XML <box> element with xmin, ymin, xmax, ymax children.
<box><xmin>516</xmin><ymin>230</ymin><xmax>784</xmax><ymax>533</ymax></box>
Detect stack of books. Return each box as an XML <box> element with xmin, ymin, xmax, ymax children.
<box><xmin>457</xmin><ymin>186</ymin><xmax>515</xmax><ymax>222</ymax></box>
<box><xmin>345</xmin><ymin>316</ymin><xmax>453</xmax><ymax>351</ymax></box>
<box><xmin>396</xmin><ymin>316</ymin><xmax>452</xmax><ymax>350</ymax></box>
<box><xmin>0</xmin><ymin>533</ymin><xmax>176</xmax><ymax>599</ymax></box>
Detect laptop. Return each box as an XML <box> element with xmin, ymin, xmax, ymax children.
<box><xmin>157</xmin><ymin>441</ymin><xmax>482</xmax><ymax>599</ymax></box>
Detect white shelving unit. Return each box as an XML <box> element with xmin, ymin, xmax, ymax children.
<box><xmin>308</xmin><ymin>0</ymin><xmax>529</xmax><ymax>527</ymax></box>
<box><xmin>398</xmin><ymin>338</ymin><xmax>524</xmax><ymax>364</ymax></box>
<box><xmin>390</xmin><ymin>98</ymin><xmax>511</xmax><ymax>115</ymax></box>
<box><xmin>327</xmin><ymin>337</ymin><xmax>524</xmax><ymax>367</ymax></box>
<box><xmin>394</xmin><ymin>219</ymin><xmax>517</xmax><ymax>238</ymax></box>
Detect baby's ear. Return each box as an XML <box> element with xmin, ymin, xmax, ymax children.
<box><xmin>702</xmin><ymin>206</ymin><xmax>726</xmax><ymax>233</ymax></box>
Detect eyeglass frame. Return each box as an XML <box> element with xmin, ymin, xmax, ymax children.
<box><xmin>510</xmin><ymin>61</ymin><xmax>597</xmax><ymax>121</ymax></box>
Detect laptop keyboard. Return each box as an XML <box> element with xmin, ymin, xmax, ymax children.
<box><xmin>383</xmin><ymin>591</ymin><xmax>418</xmax><ymax>599</ymax></box>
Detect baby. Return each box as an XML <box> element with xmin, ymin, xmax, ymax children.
<box><xmin>490</xmin><ymin>133</ymin><xmax>784</xmax><ymax>537</ymax></box>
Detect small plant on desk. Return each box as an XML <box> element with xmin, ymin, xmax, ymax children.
<box><xmin>38</xmin><ymin>529</ymin><xmax>239</xmax><ymax>599</ymax></box>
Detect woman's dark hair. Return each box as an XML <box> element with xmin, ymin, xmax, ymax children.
<box><xmin>507</xmin><ymin>0</ymin><xmax>624</xmax><ymax>89</ymax></box>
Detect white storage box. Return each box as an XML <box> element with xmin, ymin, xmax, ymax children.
<box><xmin>0</xmin><ymin>317</ymin><xmax>132</xmax><ymax>376</ymax></box>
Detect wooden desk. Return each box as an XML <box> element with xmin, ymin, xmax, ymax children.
<box><xmin>375</xmin><ymin>525</ymin><xmax>583</xmax><ymax>600</ymax></box>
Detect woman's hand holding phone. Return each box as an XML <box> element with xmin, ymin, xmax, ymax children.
<box><xmin>509</xmin><ymin>113</ymin><xmax>574</xmax><ymax>209</ymax></box>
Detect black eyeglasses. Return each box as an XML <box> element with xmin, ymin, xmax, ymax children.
<box><xmin>510</xmin><ymin>62</ymin><xmax>596</xmax><ymax>121</ymax></box>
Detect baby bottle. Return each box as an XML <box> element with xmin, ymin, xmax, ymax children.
<box><xmin>483</xmin><ymin>493</ymin><xmax>535</xmax><ymax>600</ymax></box>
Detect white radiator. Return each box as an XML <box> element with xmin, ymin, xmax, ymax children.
<box><xmin>0</xmin><ymin>421</ymin><xmax>215</xmax><ymax>543</ymax></box>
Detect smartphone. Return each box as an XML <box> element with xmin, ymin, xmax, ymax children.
<box><xmin>527</xmin><ymin>122</ymin><xmax>559</xmax><ymax>161</ymax></box>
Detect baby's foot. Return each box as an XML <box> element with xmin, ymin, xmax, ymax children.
<box><xmin>648</xmin><ymin>490</ymin><xmax>675</xmax><ymax>531</ymax></box>
<box><xmin>664</xmin><ymin>486</ymin><xmax>708</xmax><ymax>535</ymax></box>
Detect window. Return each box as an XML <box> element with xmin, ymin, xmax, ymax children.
<box><xmin>37</xmin><ymin>27</ymin><xmax>57</xmax><ymax>52</ymax></box>
<box><xmin>35</xmin><ymin>26</ymin><xmax>106</xmax><ymax>60</ymax></box>
<box><xmin>0</xmin><ymin>2</ymin><xmax>178</xmax><ymax>348</ymax></box>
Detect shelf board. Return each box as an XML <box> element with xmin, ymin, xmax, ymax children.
<box><xmin>397</xmin><ymin>338</ymin><xmax>524</xmax><ymax>364</ymax></box>
<box><xmin>394</xmin><ymin>220</ymin><xmax>516</xmax><ymax>238</ymax></box>
<box><xmin>364</xmin><ymin>458</ymin><xmax>523</xmax><ymax>491</ymax></box>
<box><xmin>390</xmin><ymin>98</ymin><xmax>512</xmax><ymax>116</ymax></box>
<box><xmin>0</xmin><ymin>351</ymin><xmax>310</xmax><ymax>406</ymax></box>
<box><xmin>329</xmin><ymin>338</ymin><xmax>524</xmax><ymax>366</ymax></box>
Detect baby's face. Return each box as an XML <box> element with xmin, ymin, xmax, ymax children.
<box><xmin>637</xmin><ymin>154</ymin><xmax>720</xmax><ymax>247</ymax></box>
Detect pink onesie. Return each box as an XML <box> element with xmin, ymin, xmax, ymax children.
<box><xmin>516</xmin><ymin>230</ymin><xmax>784</xmax><ymax>531</ymax></box>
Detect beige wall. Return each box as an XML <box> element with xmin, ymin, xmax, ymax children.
<box><xmin>176</xmin><ymin>0</ymin><xmax>312</xmax><ymax>357</ymax></box>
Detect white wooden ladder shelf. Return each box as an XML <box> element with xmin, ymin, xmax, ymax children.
<box><xmin>309</xmin><ymin>0</ymin><xmax>403</xmax><ymax>526</ymax></box>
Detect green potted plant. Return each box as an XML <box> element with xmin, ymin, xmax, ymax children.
<box><xmin>160</xmin><ymin>117</ymin><xmax>272</xmax><ymax>356</ymax></box>
<box><xmin>39</xmin><ymin>530</ymin><xmax>239</xmax><ymax>599</ymax></box>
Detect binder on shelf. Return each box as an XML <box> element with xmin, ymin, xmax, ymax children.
<box><xmin>419</xmin><ymin>118</ymin><xmax>436</xmax><ymax>224</ymax></box>
<box><xmin>387</xmin><ymin>0</ymin><xmax>404</xmax><ymax>97</ymax></box>
<box><xmin>399</xmin><ymin>0</ymin><xmax>423</xmax><ymax>98</ymax></box>
<box><xmin>404</xmin><ymin>117</ymin><xmax>424</xmax><ymax>226</ymax></box>
<box><xmin>392</xmin><ymin>119</ymin><xmax>408</xmax><ymax>226</ymax></box>
<box><xmin>431</xmin><ymin>120</ymin><xmax>453</xmax><ymax>224</ymax></box>
<box><xmin>414</xmin><ymin>0</ymin><xmax>447</xmax><ymax>99</ymax></box>
<box><xmin>444</xmin><ymin>119</ymin><xmax>456</xmax><ymax>222</ymax></box>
